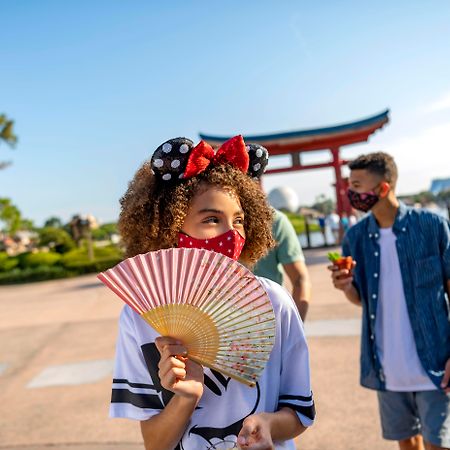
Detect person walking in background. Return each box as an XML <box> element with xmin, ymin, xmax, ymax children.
<box><xmin>341</xmin><ymin>212</ymin><xmax>350</xmax><ymax>233</ymax></box>
<box><xmin>348</xmin><ymin>211</ymin><xmax>358</xmax><ymax>227</ymax></box>
<box><xmin>329</xmin><ymin>152</ymin><xmax>450</xmax><ymax>450</ymax></box>
<box><xmin>326</xmin><ymin>211</ymin><xmax>341</xmax><ymax>244</ymax></box>
<box><xmin>248</xmin><ymin>143</ymin><xmax>312</xmax><ymax>321</ymax></box>
<box><xmin>318</xmin><ymin>215</ymin><xmax>327</xmax><ymax>245</ymax></box>
<box><xmin>253</xmin><ymin>207</ymin><xmax>312</xmax><ymax>321</ymax></box>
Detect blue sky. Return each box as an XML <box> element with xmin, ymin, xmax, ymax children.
<box><xmin>1</xmin><ymin>1</ymin><xmax>450</xmax><ymax>225</ymax></box>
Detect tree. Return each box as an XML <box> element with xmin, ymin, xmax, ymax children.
<box><xmin>436</xmin><ymin>189</ymin><xmax>450</xmax><ymax>218</ymax></box>
<box><xmin>19</xmin><ymin>218</ymin><xmax>35</xmax><ymax>231</ymax></box>
<box><xmin>0</xmin><ymin>114</ymin><xmax>17</xmax><ymax>170</ymax></box>
<box><xmin>410</xmin><ymin>190</ymin><xmax>436</xmax><ymax>205</ymax></box>
<box><xmin>44</xmin><ymin>216</ymin><xmax>63</xmax><ymax>228</ymax></box>
<box><xmin>38</xmin><ymin>227</ymin><xmax>76</xmax><ymax>254</ymax></box>
<box><xmin>312</xmin><ymin>194</ymin><xmax>334</xmax><ymax>215</ymax></box>
<box><xmin>92</xmin><ymin>222</ymin><xmax>118</xmax><ymax>240</ymax></box>
<box><xmin>0</xmin><ymin>198</ymin><xmax>22</xmax><ymax>234</ymax></box>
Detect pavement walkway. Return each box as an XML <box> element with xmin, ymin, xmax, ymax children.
<box><xmin>0</xmin><ymin>247</ymin><xmax>396</xmax><ymax>450</ymax></box>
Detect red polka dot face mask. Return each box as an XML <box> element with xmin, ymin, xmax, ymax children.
<box><xmin>177</xmin><ymin>229</ymin><xmax>246</xmax><ymax>260</ymax></box>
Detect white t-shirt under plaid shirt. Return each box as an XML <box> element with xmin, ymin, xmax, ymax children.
<box><xmin>110</xmin><ymin>277</ymin><xmax>315</xmax><ymax>450</ymax></box>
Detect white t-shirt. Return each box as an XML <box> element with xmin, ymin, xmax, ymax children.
<box><xmin>375</xmin><ymin>227</ymin><xmax>436</xmax><ymax>391</ymax></box>
<box><xmin>110</xmin><ymin>277</ymin><xmax>315</xmax><ymax>450</ymax></box>
<box><xmin>326</xmin><ymin>213</ymin><xmax>340</xmax><ymax>231</ymax></box>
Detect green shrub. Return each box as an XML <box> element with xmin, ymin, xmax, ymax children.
<box><xmin>63</xmin><ymin>257</ymin><xmax>122</xmax><ymax>273</ymax></box>
<box><xmin>38</xmin><ymin>227</ymin><xmax>76</xmax><ymax>253</ymax></box>
<box><xmin>61</xmin><ymin>245</ymin><xmax>122</xmax><ymax>267</ymax></box>
<box><xmin>0</xmin><ymin>245</ymin><xmax>123</xmax><ymax>284</ymax></box>
<box><xmin>284</xmin><ymin>213</ymin><xmax>320</xmax><ymax>234</ymax></box>
<box><xmin>0</xmin><ymin>252</ymin><xmax>19</xmax><ymax>272</ymax></box>
<box><xmin>21</xmin><ymin>252</ymin><xmax>61</xmax><ymax>268</ymax></box>
<box><xmin>0</xmin><ymin>266</ymin><xmax>76</xmax><ymax>285</ymax></box>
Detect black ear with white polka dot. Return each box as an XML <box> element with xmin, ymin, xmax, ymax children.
<box><xmin>246</xmin><ymin>144</ymin><xmax>269</xmax><ymax>179</ymax></box>
<box><xmin>150</xmin><ymin>137</ymin><xmax>194</xmax><ymax>182</ymax></box>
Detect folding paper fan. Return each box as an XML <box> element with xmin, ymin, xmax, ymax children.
<box><xmin>98</xmin><ymin>247</ymin><xmax>275</xmax><ymax>387</ymax></box>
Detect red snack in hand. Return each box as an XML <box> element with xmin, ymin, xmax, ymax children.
<box><xmin>327</xmin><ymin>252</ymin><xmax>354</xmax><ymax>277</ymax></box>
<box><xmin>335</xmin><ymin>256</ymin><xmax>353</xmax><ymax>271</ymax></box>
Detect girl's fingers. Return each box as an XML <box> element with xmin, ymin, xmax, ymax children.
<box><xmin>160</xmin><ymin>345</ymin><xmax>188</xmax><ymax>361</ymax></box>
<box><xmin>160</xmin><ymin>366</ymin><xmax>187</xmax><ymax>385</ymax></box>
<box><xmin>158</xmin><ymin>355</ymin><xmax>186</xmax><ymax>375</ymax></box>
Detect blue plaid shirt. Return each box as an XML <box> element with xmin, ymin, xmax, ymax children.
<box><xmin>342</xmin><ymin>202</ymin><xmax>450</xmax><ymax>390</ymax></box>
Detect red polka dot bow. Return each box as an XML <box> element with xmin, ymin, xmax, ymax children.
<box><xmin>183</xmin><ymin>135</ymin><xmax>249</xmax><ymax>179</ymax></box>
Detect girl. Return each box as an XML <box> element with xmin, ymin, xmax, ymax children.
<box><xmin>110</xmin><ymin>135</ymin><xmax>315</xmax><ymax>450</ymax></box>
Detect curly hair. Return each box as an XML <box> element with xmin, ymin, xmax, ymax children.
<box><xmin>349</xmin><ymin>152</ymin><xmax>398</xmax><ymax>189</ymax></box>
<box><xmin>118</xmin><ymin>162</ymin><xmax>275</xmax><ymax>266</ymax></box>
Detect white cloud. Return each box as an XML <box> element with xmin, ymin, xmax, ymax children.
<box><xmin>423</xmin><ymin>92</ymin><xmax>450</xmax><ymax>114</ymax></box>
<box><xmin>381</xmin><ymin>121</ymin><xmax>450</xmax><ymax>194</ymax></box>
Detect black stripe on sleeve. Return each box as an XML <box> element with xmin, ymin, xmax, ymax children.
<box><xmin>278</xmin><ymin>402</ymin><xmax>316</xmax><ymax>420</ymax></box>
<box><xmin>111</xmin><ymin>388</ymin><xmax>164</xmax><ymax>409</ymax></box>
<box><xmin>112</xmin><ymin>378</ymin><xmax>156</xmax><ymax>390</ymax></box>
<box><xmin>279</xmin><ymin>393</ymin><xmax>313</xmax><ymax>402</ymax></box>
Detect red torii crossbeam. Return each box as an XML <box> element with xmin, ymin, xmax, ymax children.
<box><xmin>200</xmin><ymin>109</ymin><xmax>390</xmax><ymax>218</ymax></box>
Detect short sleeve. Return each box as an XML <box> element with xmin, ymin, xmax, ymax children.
<box><xmin>275</xmin><ymin>210</ymin><xmax>305</xmax><ymax>265</ymax></box>
<box><xmin>275</xmin><ymin>287</ymin><xmax>315</xmax><ymax>427</ymax></box>
<box><xmin>110</xmin><ymin>306</ymin><xmax>167</xmax><ymax>421</ymax></box>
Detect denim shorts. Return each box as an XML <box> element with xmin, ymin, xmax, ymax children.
<box><xmin>377</xmin><ymin>390</ymin><xmax>450</xmax><ymax>447</ymax></box>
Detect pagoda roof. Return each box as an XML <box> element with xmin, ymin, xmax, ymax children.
<box><xmin>200</xmin><ymin>109</ymin><xmax>389</xmax><ymax>154</ymax></box>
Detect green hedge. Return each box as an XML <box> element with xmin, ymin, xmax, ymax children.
<box><xmin>0</xmin><ymin>252</ymin><xmax>19</xmax><ymax>272</ymax></box>
<box><xmin>21</xmin><ymin>252</ymin><xmax>61</xmax><ymax>268</ymax></box>
<box><xmin>0</xmin><ymin>245</ymin><xmax>124</xmax><ymax>285</ymax></box>
<box><xmin>62</xmin><ymin>257</ymin><xmax>123</xmax><ymax>273</ymax></box>
<box><xmin>0</xmin><ymin>266</ymin><xmax>77</xmax><ymax>284</ymax></box>
<box><xmin>284</xmin><ymin>213</ymin><xmax>320</xmax><ymax>235</ymax></box>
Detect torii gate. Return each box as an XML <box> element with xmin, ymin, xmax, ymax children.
<box><xmin>200</xmin><ymin>109</ymin><xmax>390</xmax><ymax>218</ymax></box>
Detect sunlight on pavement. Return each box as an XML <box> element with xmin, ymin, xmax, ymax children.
<box><xmin>27</xmin><ymin>359</ymin><xmax>114</xmax><ymax>388</ymax></box>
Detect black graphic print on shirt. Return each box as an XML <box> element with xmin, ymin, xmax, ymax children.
<box><xmin>141</xmin><ymin>343</ymin><xmax>261</xmax><ymax>450</ymax></box>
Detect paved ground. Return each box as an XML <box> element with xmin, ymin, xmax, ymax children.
<box><xmin>0</xmin><ymin>247</ymin><xmax>396</xmax><ymax>450</ymax></box>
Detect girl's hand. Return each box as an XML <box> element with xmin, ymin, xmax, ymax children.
<box><xmin>237</xmin><ymin>413</ymin><xmax>274</xmax><ymax>450</ymax></box>
<box><xmin>155</xmin><ymin>336</ymin><xmax>204</xmax><ymax>403</ymax></box>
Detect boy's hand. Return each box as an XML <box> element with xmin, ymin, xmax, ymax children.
<box><xmin>155</xmin><ymin>336</ymin><xmax>204</xmax><ymax>402</ymax></box>
<box><xmin>328</xmin><ymin>260</ymin><xmax>356</xmax><ymax>294</ymax></box>
<box><xmin>237</xmin><ymin>414</ymin><xmax>274</xmax><ymax>450</ymax></box>
<box><xmin>440</xmin><ymin>358</ymin><xmax>450</xmax><ymax>393</ymax></box>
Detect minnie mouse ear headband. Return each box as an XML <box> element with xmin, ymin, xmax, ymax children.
<box><xmin>150</xmin><ymin>135</ymin><xmax>269</xmax><ymax>182</ymax></box>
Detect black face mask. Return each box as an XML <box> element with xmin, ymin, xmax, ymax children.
<box><xmin>347</xmin><ymin>189</ymin><xmax>379</xmax><ymax>212</ymax></box>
